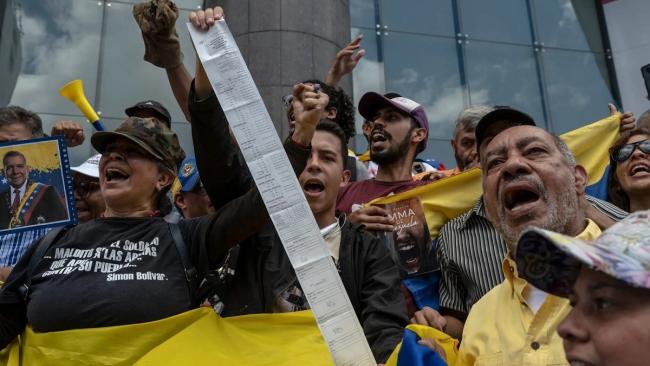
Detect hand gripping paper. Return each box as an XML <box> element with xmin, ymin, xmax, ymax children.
<box><xmin>187</xmin><ymin>21</ymin><xmax>375</xmax><ymax>366</ymax></box>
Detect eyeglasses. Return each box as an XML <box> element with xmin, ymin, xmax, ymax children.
<box><xmin>74</xmin><ymin>180</ymin><xmax>100</xmax><ymax>198</ymax></box>
<box><xmin>611</xmin><ymin>139</ymin><xmax>650</xmax><ymax>163</ymax></box>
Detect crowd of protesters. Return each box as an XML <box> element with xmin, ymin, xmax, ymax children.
<box><xmin>0</xmin><ymin>1</ymin><xmax>649</xmax><ymax>365</ymax></box>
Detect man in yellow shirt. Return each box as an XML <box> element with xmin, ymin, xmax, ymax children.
<box><xmin>456</xmin><ymin>108</ymin><xmax>602</xmax><ymax>365</ymax></box>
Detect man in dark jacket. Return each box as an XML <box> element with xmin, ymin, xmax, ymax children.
<box><xmin>297</xmin><ymin>120</ymin><xmax>409</xmax><ymax>361</ymax></box>
<box><xmin>187</xmin><ymin>12</ymin><xmax>407</xmax><ymax>359</ymax></box>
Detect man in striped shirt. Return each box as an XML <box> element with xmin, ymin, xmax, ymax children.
<box><xmin>411</xmin><ymin>106</ymin><xmax>628</xmax><ymax>339</ymax></box>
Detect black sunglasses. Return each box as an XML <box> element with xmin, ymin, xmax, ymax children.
<box><xmin>611</xmin><ymin>139</ymin><xmax>650</xmax><ymax>163</ymax></box>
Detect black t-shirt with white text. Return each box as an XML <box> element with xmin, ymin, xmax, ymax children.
<box><xmin>0</xmin><ymin>217</ymin><xmax>207</xmax><ymax>332</ymax></box>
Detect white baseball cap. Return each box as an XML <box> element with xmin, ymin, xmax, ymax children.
<box><xmin>71</xmin><ymin>154</ymin><xmax>101</xmax><ymax>179</ymax></box>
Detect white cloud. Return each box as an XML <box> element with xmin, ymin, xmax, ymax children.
<box><xmin>393</xmin><ymin>68</ymin><xmax>418</xmax><ymax>85</ymax></box>
<box><xmin>353</xmin><ymin>62</ymin><xmax>490</xmax><ymax>138</ymax></box>
<box><xmin>547</xmin><ymin>84</ymin><xmax>590</xmax><ymax>110</ymax></box>
<box><xmin>11</xmin><ymin>1</ymin><xmax>102</xmax><ymax>114</ymax></box>
<box><xmin>558</xmin><ymin>0</ymin><xmax>578</xmax><ymax>28</ymax></box>
<box><xmin>391</xmin><ymin>67</ymin><xmax>483</xmax><ymax>133</ymax></box>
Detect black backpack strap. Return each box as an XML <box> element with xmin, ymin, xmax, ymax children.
<box><xmin>19</xmin><ymin>226</ymin><xmax>66</xmax><ymax>301</ymax></box>
<box><xmin>194</xmin><ymin>245</ymin><xmax>239</xmax><ymax>304</ymax></box>
<box><xmin>168</xmin><ymin>223</ymin><xmax>200</xmax><ymax>305</ymax></box>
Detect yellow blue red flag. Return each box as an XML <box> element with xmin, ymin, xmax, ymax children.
<box><xmin>0</xmin><ymin>308</ymin><xmax>332</xmax><ymax>366</ymax></box>
<box><xmin>384</xmin><ymin>324</ymin><xmax>459</xmax><ymax>366</ymax></box>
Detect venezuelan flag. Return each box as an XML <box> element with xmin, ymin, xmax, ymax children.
<box><xmin>0</xmin><ymin>308</ymin><xmax>332</xmax><ymax>366</ymax></box>
<box><xmin>384</xmin><ymin>324</ymin><xmax>459</xmax><ymax>366</ymax></box>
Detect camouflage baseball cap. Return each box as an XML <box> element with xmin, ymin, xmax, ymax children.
<box><xmin>91</xmin><ymin>116</ymin><xmax>185</xmax><ymax>171</ymax></box>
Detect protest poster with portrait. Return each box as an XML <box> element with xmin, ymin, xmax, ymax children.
<box><xmin>380</xmin><ymin>197</ymin><xmax>438</xmax><ymax>277</ymax></box>
<box><xmin>0</xmin><ymin>136</ymin><xmax>76</xmax><ymax>234</ymax></box>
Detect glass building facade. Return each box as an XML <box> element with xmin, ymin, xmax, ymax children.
<box><xmin>1</xmin><ymin>0</ymin><xmax>622</xmax><ymax>169</ymax></box>
<box><xmin>349</xmin><ymin>0</ymin><xmax>619</xmax><ymax>166</ymax></box>
<box><xmin>1</xmin><ymin>0</ymin><xmax>203</xmax><ymax>165</ymax></box>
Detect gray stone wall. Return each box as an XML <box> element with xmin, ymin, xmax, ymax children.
<box><xmin>205</xmin><ymin>0</ymin><xmax>352</xmax><ymax>138</ymax></box>
<box><xmin>0</xmin><ymin>0</ymin><xmax>22</xmax><ymax>106</ymax></box>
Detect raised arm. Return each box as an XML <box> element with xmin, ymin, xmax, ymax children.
<box><xmin>186</xmin><ymin>6</ymin><xmax>255</xmax><ymax>210</ymax></box>
<box><xmin>186</xmin><ymin>5</ymin><xmax>324</xmax><ymax>223</ymax></box>
<box><xmin>133</xmin><ymin>0</ymin><xmax>193</xmax><ymax>121</ymax></box>
<box><xmin>324</xmin><ymin>35</ymin><xmax>365</xmax><ymax>87</ymax></box>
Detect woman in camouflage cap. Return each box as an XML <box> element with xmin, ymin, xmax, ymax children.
<box><xmin>0</xmin><ymin>117</ymin><xmax>267</xmax><ymax>348</ymax></box>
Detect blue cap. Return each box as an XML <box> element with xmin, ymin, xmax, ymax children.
<box><xmin>177</xmin><ymin>156</ymin><xmax>201</xmax><ymax>192</ymax></box>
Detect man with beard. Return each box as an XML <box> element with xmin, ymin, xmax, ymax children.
<box><xmin>415</xmin><ymin>110</ymin><xmax>623</xmax><ymax>364</ymax></box>
<box><xmin>336</xmin><ymin>92</ymin><xmax>429</xmax><ymax>229</ymax></box>
<box><xmin>448</xmin><ymin>105</ymin><xmax>493</xmax><ymax>174</ymax></box>
<box><xmin>356</xmin><ymin>92</ymin><xmax>434</xmax><ymax>179</ymax></box>
<box><xmin>334</xmin><ymin>92</ymin><xmax>431</xmax><ymax>317</ymax></box>
<box><xmin>412</xmin><ymin>107</ymin><xmax>628</xmax><ymax>340</ymax></box>
<box><xmin>451</xmin><ymin>120</ymin><xmax>603</xmax><ymax>365</ymax></box>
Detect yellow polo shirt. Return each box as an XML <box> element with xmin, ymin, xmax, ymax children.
<box><xmin>456</xmin><ymin>219</ymin><xmax>601</xmax><ymax>366</ymax></box>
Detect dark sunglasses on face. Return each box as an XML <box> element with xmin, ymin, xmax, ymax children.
<box><xmin>74</xmin><ymin>180</ymin><xmax>100</xmax><ymax>198</ymax></box>
<box><xmin>611</xmin><ymin>139</ymin><xmax>650</xmax><ymax>163</ymax></box>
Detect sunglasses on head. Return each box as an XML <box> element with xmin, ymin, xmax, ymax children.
<box><xmin>611</xmin><ymin>139</ymin><xmax>650</xmax><ymax>163</ymax></box>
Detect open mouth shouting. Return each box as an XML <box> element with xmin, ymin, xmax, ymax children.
<box><xmin>103</xmin><ymin>164</ymin><xmax>130</xmax><ymax>186</ymax></box>
<box><xmin>397</xmin><ymin>240</ymin><xmax>420</xmax><ymax>272</ymax></box>
<box><xmin>501</xmin><ymin>180</ymin><xmax>543</xmax><ymax>218</ymax></box>
<box><xmin>302</xmin><ymin>178</ymin><xmax>325</xmax><ymax>199</ymax></box>
<box><xmin>395</xmin><ymin>230</ymin><xmax>421</xmax><ymax>273</ymax></box>
<box><xmin>370</xmin><ymin>129</ymin><xmax>390</xmax><ymax>150</ymax></box>
<box><xmin>629</xmin><ymin>161</ymin><xmax>650</xmax><ymax>177</ymax></box>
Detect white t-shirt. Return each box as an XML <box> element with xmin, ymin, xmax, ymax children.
<box><xmin>320</xmin><ymin>222</ymin><xmax>341</xmax><ymax>264</ymax></box>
